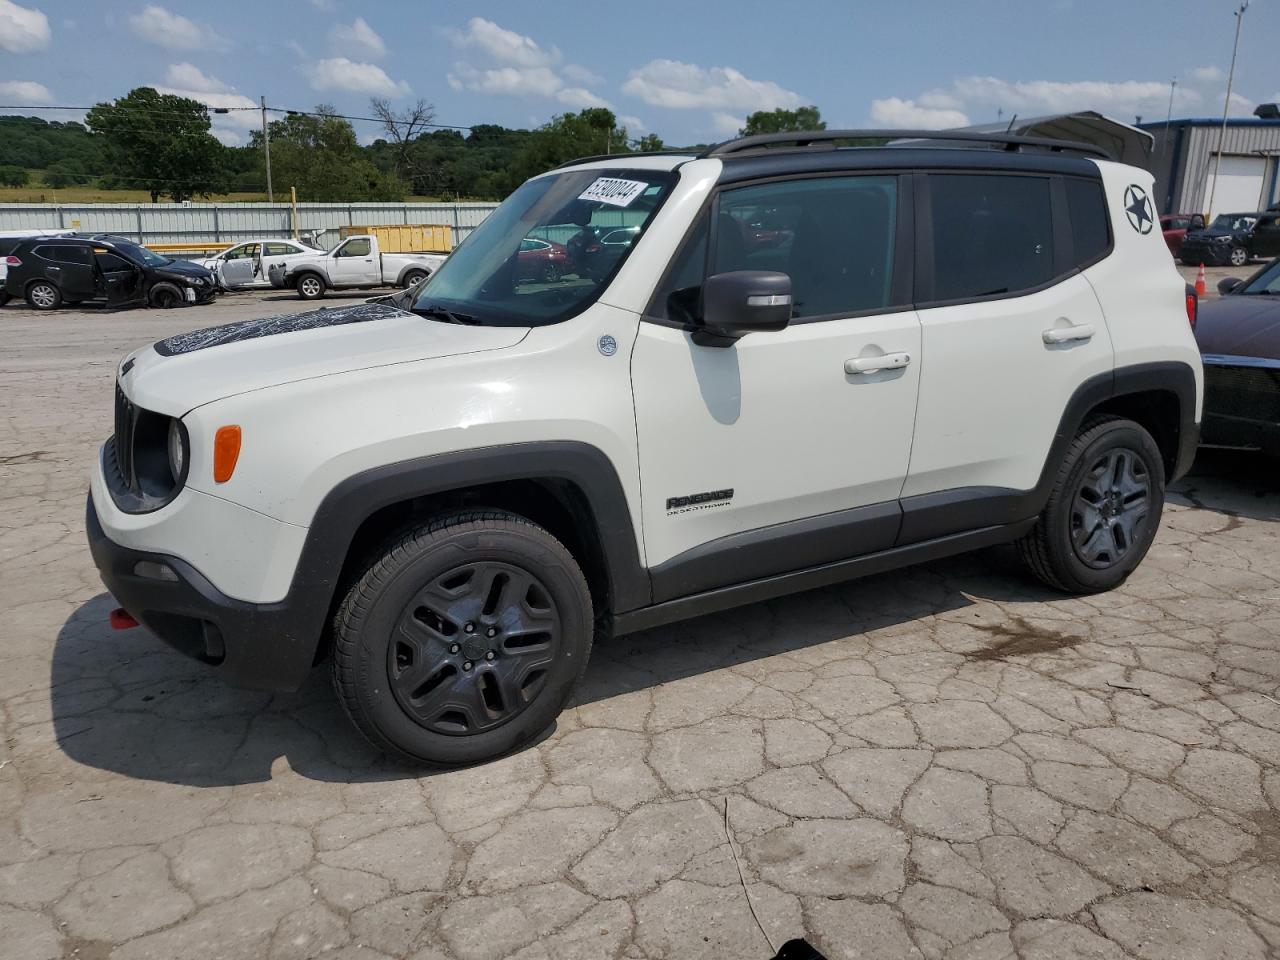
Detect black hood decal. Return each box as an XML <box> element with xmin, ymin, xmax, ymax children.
<box><xmin>155</xmin><ymin>302</ymin><xmax>409</xmax><ymax>356</ymax></box>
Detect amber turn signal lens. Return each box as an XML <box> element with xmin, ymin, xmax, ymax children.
<box><xmin>213</xmin><ymin>425</ymin><xmax>242</xmax><ymax>483</ymax></box>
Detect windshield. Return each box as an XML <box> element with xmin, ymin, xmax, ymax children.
<box><xmin>1237</xmin><ymin>259</ymin><xmax>1280</xmax><ymax>295</ymax></box>
<box><xmin>1209</xmin><ymin>214</ymin><xmax>1256</xmax><ymax>232</ymax></box>
<box><xmin>111</xmin><ymin>240</ymin><xmax>170</xmax><ymax>267</ymax></box>
<box><xmin>412</xmin><ymin>167</ymin><xmax>675</xmax><ymax>326</ymax></box>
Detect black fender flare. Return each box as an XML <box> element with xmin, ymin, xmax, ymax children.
<box><xmin>281</xmin><ymin>441</ymin><xmax>651</xmax><ymax>649</ymax></box>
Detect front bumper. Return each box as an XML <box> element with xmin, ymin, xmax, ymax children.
<box><xmin>1200</xmin><ymin>356</ymin><xmax>1280</xmax><ymax>452</ymax></box>
<box><xmin>86</xmin><ymin>496</ymin><xmax>319</xmax><ymax>691</ymax></box>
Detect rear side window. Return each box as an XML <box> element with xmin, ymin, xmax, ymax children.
<box><xmin>35</xmin><ymin>244</ymin><xmax>92</xmax><ymax>265</ymax></box>
<box><xmin>265</xmin><ymin>243</ymin><xmax>296</xmax><ymax>256</ymax></box>
<box><xmin>929</xmin><ymin>174</ymin><xmax>1053</xmax><ymax>301</ymax></box>
<box><xmin>1065</xmin><ymin>178</ymin><xmax>1110</xmax><ymax>267</ymax></box>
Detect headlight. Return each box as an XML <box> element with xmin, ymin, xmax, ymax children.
<box><xmin>1213</xmin><ymin>235</ymin><xmax>1232</xmax><ymax>243</ymax></box>
<box><xmin>167</xmin><ymin>418</ymin><xmax>187</xmax><ymax>483</ymax></box>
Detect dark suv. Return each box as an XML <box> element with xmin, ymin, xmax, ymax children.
<box><xmin>3</xmin><ymin>234</ymin><xmax>217</xmax><ymax>311</ymax></box>
<box><xmin>1178</xmin><ymin>212</ymin><xmax>1280</xmax><ymax>268</ymax></box>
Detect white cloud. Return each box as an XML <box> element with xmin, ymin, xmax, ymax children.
<box><xmin>163</xmin><ymin>62</ymin><xmax>230</xmax><ymax>94</ymax></box>
<box><xmin>447</xmin><ymin>18</ymin><xmax>608</xmax><ymax>111</ymax></box>
<box><xmin>619</xmin><ymin>114</ymin><xmax>646</xmax><ymax>132</ymax></box>
<box><xmin>0</xmin><ymin>0</ymin><xmax>50</xmax><ymax>53</ymax></box>
<box><xmin>870</xmin><ymin>97</ymin><xmax>969</xmax><ymax>129</ymax></box>
<box><xmin>0</xmin><ymin>79</ymin><xmax>53</xmax><ymax>104</ymax></box>
<box><xmin>311</xmin><ymin>57</ymin><xmax>410</xmax><ymax>97</ymax></box>
<box><xmin>623</xmin><ymin>60</ymin><xmax>803</xmax><ymax>113</ymax></box>
<box><xmin>128</xmin><ymin>5</ymin><xmax>221</xmax><ymax>51</ymax></box>
<box><xmin>329</xmin><ymin>17</ymin><xmax>385</xmax><ymax>60</ymax></box>
<box><xmin>453</xmin><ymin>17</ymin><xmax>557</xmax><ymax>68</ymax></box>
<box><xmin>557</xmin><ymin>87</ymin><xmax>612</xmax><ymax>109</ymax></box>
<box><xmin>710</xmin><ymin>111</ymin><xmax>744</xmax><ymax>136</ymax></box>
<box><xmin>1189</xmin><ymin>66</ymin><xmax>1223</xmax><ymax>84</ymax></box>
<box><xmin>563</xmin><ymin>63</ymin><xmax>603</xmax><ymax>86</ymax></box>
<box><xmin>211</xmin><ymin>128</ymin><xmax>245</xmax><ymax>146</ymax></box>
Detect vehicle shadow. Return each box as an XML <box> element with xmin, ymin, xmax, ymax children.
<box><xmin>1171</xmin><ymin>448</ymin><xmax>1280</xmax><ymax>523</ymax></box>
<box><xmin>259</xmin><ymin>292</ymin><xmax>374</xmax><ymax>303</ymax></box>
<box><xmin>49</xmin><ymin>546</ymin><xmax>1050</xmax><ymax>787</ymax></box>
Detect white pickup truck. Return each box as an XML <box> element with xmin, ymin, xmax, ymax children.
<box><xmin>268</xmin><ymin>234</ymin><xmax>447</xmax><ymax>300</ymax></box>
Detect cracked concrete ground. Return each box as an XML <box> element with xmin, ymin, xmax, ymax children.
<box><xmin>2</xmin><ymin>288</ymin><xmax>1279</xmax><ymax>960</ymax></box>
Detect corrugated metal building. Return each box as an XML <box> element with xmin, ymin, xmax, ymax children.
<box><xmin>1141</xmin><ymin>118</ymin><xmax>1280</xmax><ymax>217</ymax></box>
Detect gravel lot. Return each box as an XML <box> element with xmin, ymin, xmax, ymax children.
<box><xmin>2</xmin><ymin>283</ymin><xmax>1278</xmax><ymax>960</ymax></box>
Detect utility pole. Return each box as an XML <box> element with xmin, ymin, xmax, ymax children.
<box><xmin>1206</xmin><ymin>1</ymin><xmax>1248</xmax><ymax>220</ymax></box>
<box><xmin>1162</xmin><ymin>77</ymin><xmax>1177</xmax><ymax>158</ymax></box>
<box><xmin>261</xmin><ymin>95</ymin><xmax>274</xmax><ymax>203</ymax></box>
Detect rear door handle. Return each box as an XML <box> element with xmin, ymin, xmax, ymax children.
<box><xmin>1042</xmin><ymin>323</ymin><xmax>1095</xmax><ymax>344</ymax></box>
<box><xmin>845</xmin><ymin>352</ymin><xmax>911</xmax><ymax>374</ymax></box>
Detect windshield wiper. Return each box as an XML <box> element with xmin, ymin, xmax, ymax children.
<box><xmin>412</xmin><ymin>304</ymin><xmax>478</xmax><ymax>325</ymax></box>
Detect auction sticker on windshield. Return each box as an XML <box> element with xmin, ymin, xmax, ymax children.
<box><xmin>578</xmin><ymin>178</ymin><xmax>648</xmax><ymax>207</ymax></box>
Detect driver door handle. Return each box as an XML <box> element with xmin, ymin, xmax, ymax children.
<box><xmin>1042</xmin><ymin>323</ymin><xmax>1095</xmax><ymax>344</ymax></box>
<box><xmin>845</xmin><ymin>352</ymin><xmax>911</xmax><ymax>374</ymax></box>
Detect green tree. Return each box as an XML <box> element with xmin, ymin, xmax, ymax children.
<box><xmin>0</xmin><ymin>166</ymin><xmax>28</xmax><ymax>187</ymax></box>
<box><xmin>740</xmin><ymin>105</ymin><xmax>825</xmax><ymax>136</ymax></box>
<box><xmin>85</xmin><ymin>87</ymin><xmax>227</xmax><ymax>202</ymax></box>
<box><xmin>251</xmin><ymin>106</ymin><xmax>405</xmax><ymax>201</ymax></box>
<box><xmin>507</xmin><ymin>108</ymin><xmax>631</xmax><ymax>189</ymax></box>
<box><xmin>43</xmin><ymin>159</ymin><xmax>88</xmax><ymax>189</ymax></box>
<box><xmin>635</xmin><ymin>133</ymin><xmax>666</xmax><ymax>152</ymax></box>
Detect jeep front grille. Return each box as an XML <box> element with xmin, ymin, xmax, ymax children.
<box><xmin>113</xmin><ymin>380</ymin><xmax>136</xmax><ymax>487</ymax></box>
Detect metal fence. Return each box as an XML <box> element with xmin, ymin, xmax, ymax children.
<box><xmin>0</xmin><ymin>201</ymin><xmax>500</xmax><ymax>247</ymax></box>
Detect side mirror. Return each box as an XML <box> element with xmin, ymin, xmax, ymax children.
<box><xmin>1218</xmin><ymin>277</ymin><xmax>1243</xmax><ymax>295</ymax></box>
<box><xmin>694</xmin><ymin>270</ymin><xmax>792</xmax><ymax>347</ymax></box>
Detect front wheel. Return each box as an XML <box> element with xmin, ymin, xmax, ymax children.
<box><xmin>1229</xmin><ymin>246</ymin><xmax>1249</xmax><ymax>267</ymax></box>
<box><xmin>296</xmin><ymin>274</ymin><xmax>326</xmax><ymax>300</ymax></box>
<box><xmin>1018</xmin><ymin>417</ymin><xmax>1165</xmax><ymax>594</ymax></box>
<box><xmin>150</xmin><ymin>283</ymin><xmax>183</xmax><ymax>309</ymax></box>
<box><xmin>332</xmin><ymin>511</ymin><xmax>593</xmax><ymax>766</ymax></box>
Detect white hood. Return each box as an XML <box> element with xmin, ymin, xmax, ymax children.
<box><xmin>119</xmin><ymin>302</ymin><xmax>529</xmax><ymax>415</ymax></box>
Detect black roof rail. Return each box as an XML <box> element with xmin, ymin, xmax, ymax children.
<box><xmin>555</xmin><ymin>150</ymin><xmax>697</xmax><ymax>169</ymax></box>
<box><xmin>699</xmin><ymin>129</ymin><xmax>1115</xmax><ymax>162</ymax></box>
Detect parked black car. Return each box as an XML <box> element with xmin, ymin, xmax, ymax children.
<box><xmin>1178</xmin><ymin>211</ymin><xmax>1280</xmax><ymax>268</ymax></box>
<box><xmin>2</xmin><ymin>234</ymin><xmax>217</xmax><ymax>311</ymax></box>
<box><xmin>1195</xmin><ymin>257</ymin><xmax>1280</xmax><ymax>452</ymax></box>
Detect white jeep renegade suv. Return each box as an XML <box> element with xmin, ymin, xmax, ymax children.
<box><xmin>88</xmin><ymin>130</ymin><xmax>1203</xmax><ymax>765</ymax></box>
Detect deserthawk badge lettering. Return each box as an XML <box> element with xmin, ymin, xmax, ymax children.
<box><xmin>666</xmin><ymin>488</ymin><xmax>734</xmax><ymax>513</ymax></box>
<box><xmin>1124</xmin><ymin>184</ymin><xmax>1154</xmax><ymax>235</ymax></box>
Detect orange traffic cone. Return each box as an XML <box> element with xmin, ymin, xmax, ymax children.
<box><xmin>1195</xmin><ymin>263</ymin><xmax>1207</xmax><ymax>297</ymax></box>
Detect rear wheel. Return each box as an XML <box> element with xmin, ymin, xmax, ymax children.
<box><xmin>540</xmin><ymin>261</ymin><xmax>561</xmax><ymax>283</ymax></box>
<box><xmin>25</xmin><ymin>281</ymin><xmax>61</xmax><ymax>310</ymax></box>
<box><xmin>296</xmin><ymin>274</ymin><xmax>326</xmax><ymax>300</ymax></box>
<box><xmin>0</xmin><ymin>291</ymin><xmax>11</xmax><ymax>307</ymax></box>
<box><xmin>332</xmin><ymin>510</ymin><xmax>593</xmax><ymax>766</ymax></box>
<box><xmin>402</xmin><ymin>269</ymin><xmax>428</xmax><ymax>288</ymax></box>
<box><xmin>1019</xmin><ymin>417</ymin><xmax>1165</xmax><ymax>593</ymax></box>
<box><xmin>1229</xmin><ymin>246</ymin><xmax>1249</xmax><ymax>267</ymax></box>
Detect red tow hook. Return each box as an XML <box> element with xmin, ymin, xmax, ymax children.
<box><xmin>109</xmin><ymin>607</ymin><xmax>140</xmax><ymax>630</ymax></box>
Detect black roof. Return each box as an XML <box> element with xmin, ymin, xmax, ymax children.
<box><xmin>560</xmin><ymin>129</ymin><xmax>1108</xmax><ymax>182</ymax></box>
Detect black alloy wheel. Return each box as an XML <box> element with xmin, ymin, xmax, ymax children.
<box><xmin>388</xmin><ymin>560</ymin><xmax>561</xmax><ymax>735</ymax></box>
<box><xmin>332</xmin><ymin>510</ymin><xmax>593</xmax><ymax>766</ymax></box>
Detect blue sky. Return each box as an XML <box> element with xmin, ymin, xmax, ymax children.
<box><xmin>1</xmin><ymin>0</ymin><xmax>1277</xmax><ymax>147</ymax></box>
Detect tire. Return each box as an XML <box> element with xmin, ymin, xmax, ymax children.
<box><xmin>1018</xmin><ymin>416</ymin><xmax>1165</xmax><ymax>594</ymax></box>
<box><xmin>0</xmin><ymin>291</ymin><xmax>11</xmax><ymax>307</ymax></box>
<box><xmin>150</xmin><ymin>283</ymin><xmax>183</xmax><ymax>309</ymax></box>
<box><xmin>540</xmin><ymin>261</ymin><xmax>561</xmax><ymax>283</ymax></box>
<box><xmin>296</xmin><ymin>274</ymin><xmax>326</xmax><ymax>300</ymax></box>
<box><xmin>25</xmin><ymin>280</ymin><xmax>61</xmax><ymax>310</ymax></box>
<box><xmin>401</xmin><ymin>269</ymin><xmax>428</xmax><ymax>289</ymax></box>
<box><xmin>332</xmin><ymin>510</ymin><xmax>593</xmax><ymax>766</ymax></box>
<box><xmin>1229</xmin><ymin>246</ymin><xmax>1249</xmax><ymax>267</ymax></box>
